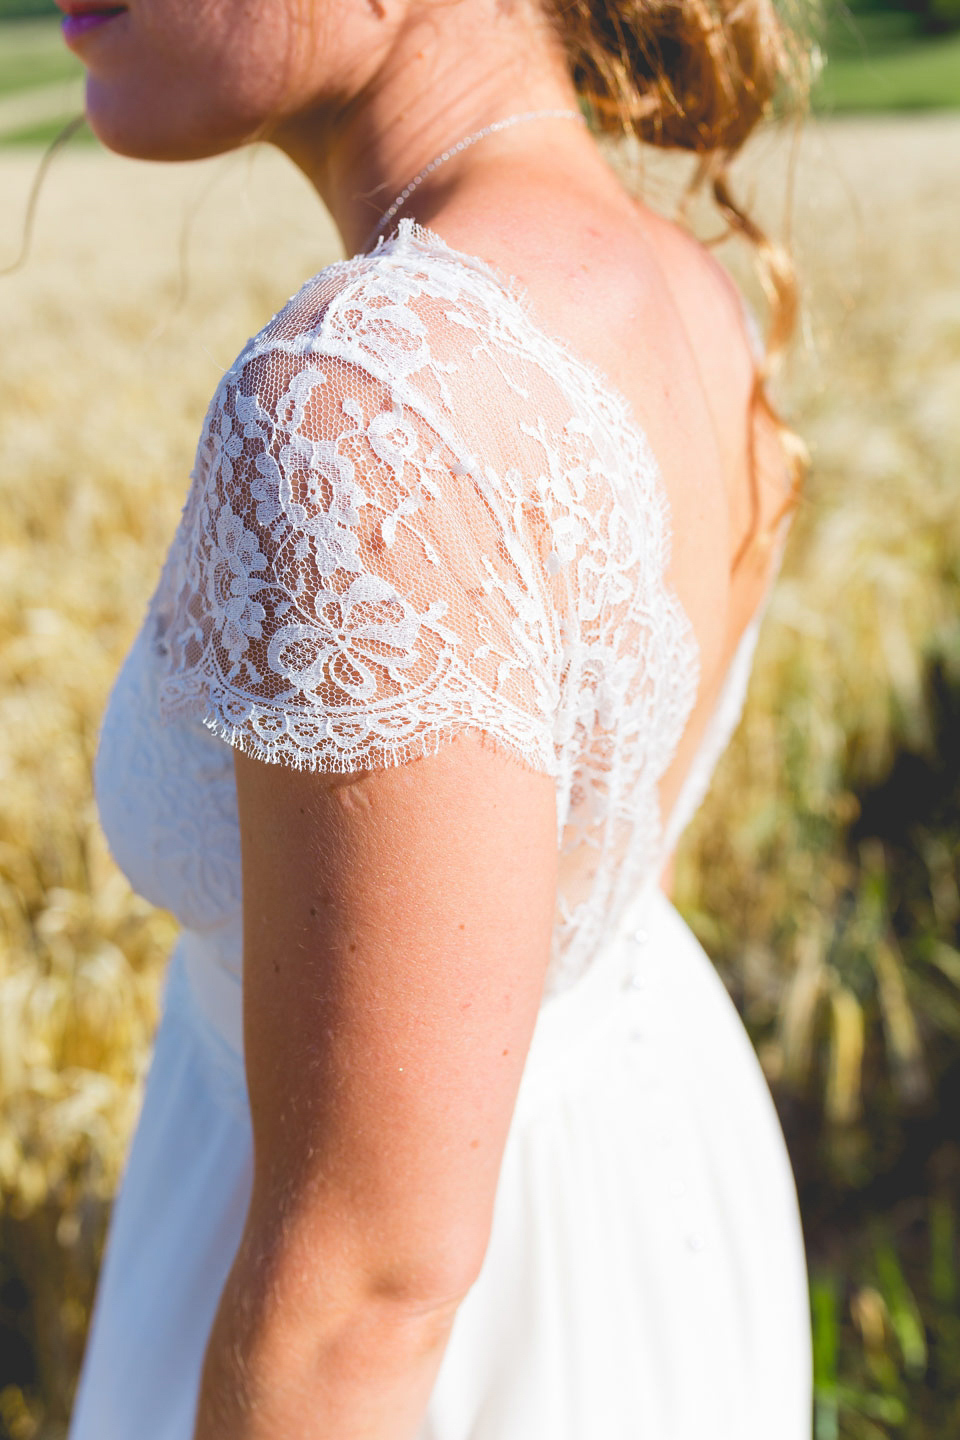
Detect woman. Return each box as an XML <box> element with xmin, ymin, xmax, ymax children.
<box><xmin>62</xmin><ymin>0</ymin><xmax>816</xmax><ymax>1433</ymax></box>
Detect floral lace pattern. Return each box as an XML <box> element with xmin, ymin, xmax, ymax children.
<box><xmin>93</xmin><ymin>220</ymin><xmax>772</xmax><ymax>995</ymax></box>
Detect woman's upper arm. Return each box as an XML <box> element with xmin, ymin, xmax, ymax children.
<box><xmin>150</xmin><ymin>294</ymin><xmax>566</xmax><ymax>1316</ymax></box>
<box><xmin>233</xmin><ymin>734</ymin><xmax>558</xmax><ymax>1312</ymax></box>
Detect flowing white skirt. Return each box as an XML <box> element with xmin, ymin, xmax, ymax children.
<box><xmin>66</xmin><ymin>880</ymin><xmax>813</xmax><ymax>1440</ymax></box>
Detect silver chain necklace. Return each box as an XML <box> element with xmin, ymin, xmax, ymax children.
<box><xmin>361</xmin><ymin>107</ymin><xmax>586</xmax><ymax>253</ymax></box>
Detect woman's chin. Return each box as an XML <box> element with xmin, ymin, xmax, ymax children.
<box><xmin>84</xmin><ymin>86</ymin><xmax>257</xmax><ymax>162</ymax></box>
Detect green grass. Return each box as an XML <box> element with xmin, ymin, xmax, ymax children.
<box><xmin>0</xmin><ymin>19</ymin><xmax>84</xmax><ymax>145</ymax></box>
<box><xmin>0</xmin><ymin>0</ymin><xmax>58</xmax><ymax>18</ymax></box>
<box><xmin>0</xmin><ymin>18</ymin><xmax>81</xmax><ymax>99</ymax></box>
<box><xmin>2</xmin><ymin>115</ymin><xmax>94</xmax><ymax>144</ymax></box>
<box><xmin>812</xmin><ymin>21</ymin><xmax>960</xmax><ymax>111</ymax></box>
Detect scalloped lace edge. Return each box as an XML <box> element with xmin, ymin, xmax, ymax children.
<box><xmin>191</xmin><ymin>693</ymin><xmax>560</xmax><ymax>783</ymax></box>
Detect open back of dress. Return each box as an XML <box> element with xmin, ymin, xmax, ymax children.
<box><xmin>70</xmin><ymin>218</ymin><xmax>810</xmax><ymax>1440</ymax></box>
<box><xmin>120</xmin><ymin>218</ymin><xmax>786</xmax><ymax>993</ymax></box>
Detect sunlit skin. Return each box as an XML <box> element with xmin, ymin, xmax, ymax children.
<box><xmin>57</xmin><ymin>1</ymin><xmax>786</xmax><ymax>1435</ymax></box>
<box><xmin>54</xmin><ymin>0</ymin><xmax>784</xmax><ymax>803</ymax></box>
<box><xmin>58</xmin><ymin>0</ymin><xmax>608</xmax><ymax>256</ymax></box>
<box><xmin>56</xmin><ymin>0</ymin><xmax>711</xmax><ymax>867</ymax></box>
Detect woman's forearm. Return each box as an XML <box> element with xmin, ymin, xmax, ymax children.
<box><xmin>192</xmin><ymin>1240</ymin><xmax>462</xmax><ymax>1440</ymax></box>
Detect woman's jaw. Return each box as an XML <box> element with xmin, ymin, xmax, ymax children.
<box><xmin>59</xmin><ymin>0</ymin><xmax>586</xmax><ymax>259</ymax></box>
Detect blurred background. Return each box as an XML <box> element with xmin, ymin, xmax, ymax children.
<box><xmin>0</xmin><ymin>0</ymin><xmax>958</xmax><ymax>1435</ymax></box>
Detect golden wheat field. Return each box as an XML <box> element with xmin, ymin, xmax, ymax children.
<box><xmin>1</xmin><ymin>114</ymin><xmax>959</xmax><ymax>1435</ymax></box>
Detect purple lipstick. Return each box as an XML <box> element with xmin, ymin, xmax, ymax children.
<box><xmin>58</xmin><ymin>4</ymin><xmax>127</xmax><ymax>48</ymax></box>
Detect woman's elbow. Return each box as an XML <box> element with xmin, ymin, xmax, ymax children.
<box><xmin>237</xmin><ymin>1198</ymin><xmax>492</xmax><ymax>1334</ymax></box>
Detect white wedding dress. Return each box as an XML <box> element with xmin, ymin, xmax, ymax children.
<box><xmin>67</xmin><ymin>218</ymin><xmax>813</xmax><ymax>1440</ymax></box>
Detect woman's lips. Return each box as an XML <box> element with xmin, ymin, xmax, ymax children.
<box><xmin>60</xmin><ymin>6</ymin><xmax>127</xmax><ymax>46</ymax></box>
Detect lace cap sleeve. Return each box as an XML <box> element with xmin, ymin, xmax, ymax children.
<box><xmin>148</xmin><ymin>263</ymin><xmax>562</xmax><ymax>777</ymax></box>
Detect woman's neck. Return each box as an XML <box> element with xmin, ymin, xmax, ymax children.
<box><xmin>264</xmin><ymin>1</ymin><xmax>587</xmax><ymax>258</ymax></box>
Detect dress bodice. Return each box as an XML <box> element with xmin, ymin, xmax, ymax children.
<box><xmin>93</xmin><ymin>219</ymin><xmax>790</xmax><ymax>999</ymax></box>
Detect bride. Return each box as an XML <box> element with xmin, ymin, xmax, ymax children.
<box><xmin>62</xmin><ymin>0</ymin><xmax>818</xmax><ymax>1434</ymax></box>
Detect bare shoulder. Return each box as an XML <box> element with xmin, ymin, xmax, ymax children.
<box><xmin>634</xmin><ymin>204</ymin><xmax>759</xmax><ymax>406</ymax></box>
